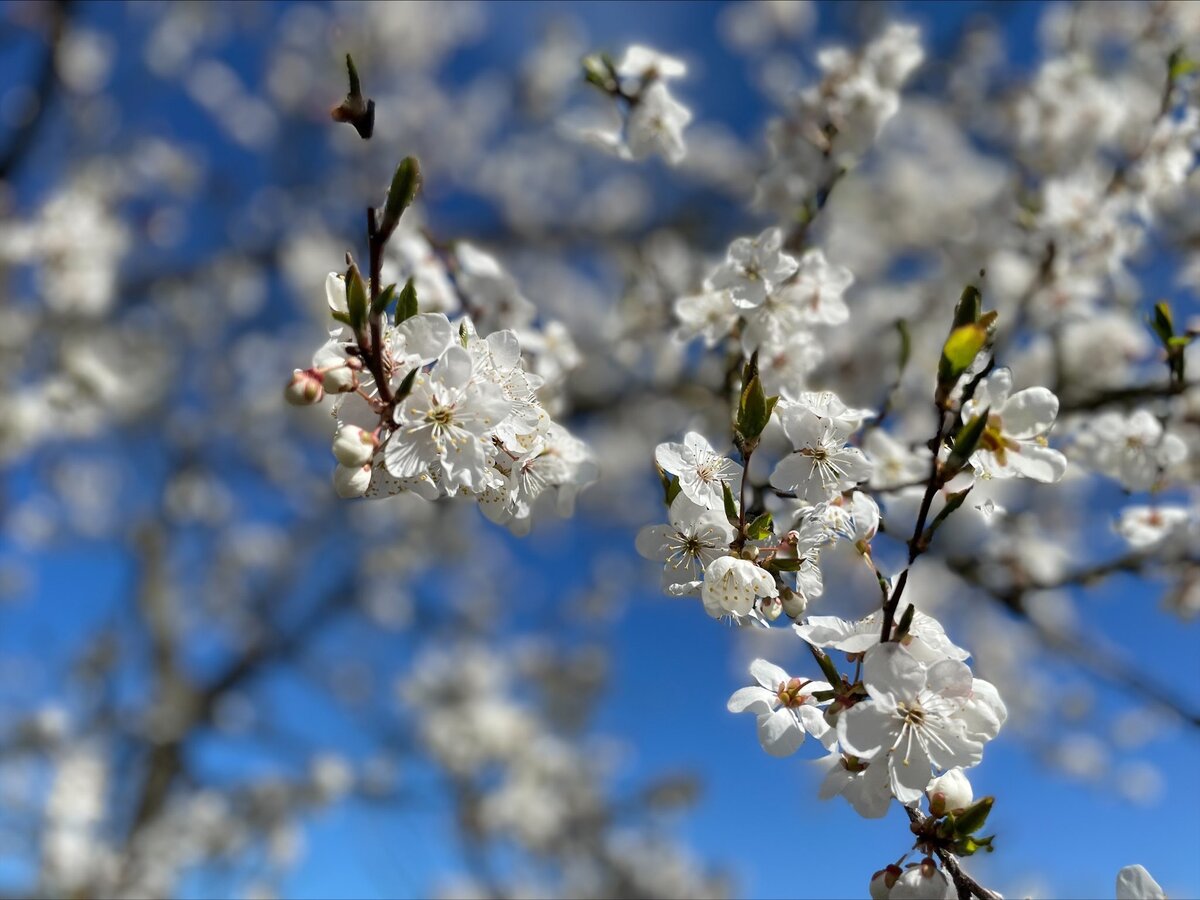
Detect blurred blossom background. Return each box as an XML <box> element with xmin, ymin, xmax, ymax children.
<box><xmin>0</xmin><ymin>1</ymin><xmax>1198</xmax><ymax>898</ymax></box>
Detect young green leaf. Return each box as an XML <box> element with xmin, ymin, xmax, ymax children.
<box><xmin>379</xmin><ymin>157</ymin><xmax>421</xmax><ymax>240</ymax></box>
<box><xmin>370</xmin><ymin>283</ymin><xmax>396</xmax><ymax>318</ymax></box>
<box><xmin>345</xmin><ymin>263</ymin><xmax>368</xmax><ymax>333</ymax></box>
<box><xmin>394</xmin><ymin>277</ymin><xmax>419</xmax><ymax>325</ymax></box>
<box><xmin>746</xmin><ymin>511</ymin><xmax>773</xmax><ymax>541</ymax></box>
<box><xmin>722</xmin><ymin>481</ymin><xmax>739</xmax><ymax>525</ymax></box>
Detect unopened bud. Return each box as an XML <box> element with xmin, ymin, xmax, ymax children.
<box><xmin>890</xmin><ymin>863</ymin><xmax>952</xmax><ymax>900</ymax></box>
<box><xmin>333</xmin><ymin>462</ymin><xmax>372</xmax><ymax>498</ymax></box>
<box><xmin>286</xmin><ymin>369</ymin><xmax>324</xmax><ymax>406</ymax></box>
<box><xmin>760</xmin><ymin>594</ymin><xmax>783</xmax><ymax>621</ymax></box>
<box><xmin>740</xmin><ymin>545</ymin><xmax>759</xmax><ymax>561</ymax></box>
<box><xmin>322</xmin><ymin>364</ymin><xmax>357</xmax><ymax>393</ymax></box>
<box><xmin>869</xmin><ymin>865</ymin><xmax>902</xmax><ymax>900</ymax></box>
<box><xmin>927</xmin><ymin>768</ymin><xmax>973</xmax><ymax>814</ymax></box>
<box><xmin>332</xmin><ymin>425</ymin><xmax>378</xmax><ymax>467</ymax></box>
<box><xmin>781</xmin><ymin>587</ymin><xmax>808</xmax><ymax>619</ymax></box>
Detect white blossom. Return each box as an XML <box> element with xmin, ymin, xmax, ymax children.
<box><xmin>961</xmin><ymin>368</ymin><xmax>1067</xmax><ymax>483</ymax></box>
<box><xmin>727</xmin><ymin>658</ymin><xmax>832</xmax><ymax>756</ymax></box>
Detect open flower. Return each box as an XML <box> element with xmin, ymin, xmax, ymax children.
<box><xmin>385</xmin><ymin>346</ymin><xmax>513</xmax><ymax>494</ymax></box>
<box><xmin>770</xmin><ymin>394</ymin><xmax>873</xmax><ymax>504</ymax></box>
<box><xmin>655</xmin><ymin>431</ymin><xmax>743</xmax><ymax>511</ymax></box>
<box><xmin>961</xmin><ymin>368</ymin><xmax>1067</xmax><ymax>483</ymax></box>
<box><xmin>838</xmin><ymin>644</ymin><xmax>993</xmax><ymax>806</ymax></box>
<box><xmin>710</xmin><ymin>227</ymin><xmax>798</xmax><ymax>310</ymax></box>
<box><xmin>727</xmin><ymin>659</ymin><xmax>832</xmax><ymax>756</ymax></box>
<box><xmin>636</xmin><ymin>494</ymin><xmax>735</xmax><ymax>587</ymax></box>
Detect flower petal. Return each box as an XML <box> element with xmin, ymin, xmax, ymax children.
<box><xmin>1000</xmin><ymin>387</ymin><xmax>1059</xmax><ymax>439</ymax></box>
<box><xmin>757</xmin><ymin>709</ymin><xmax>804</xmax><ymax>756</ymax></box>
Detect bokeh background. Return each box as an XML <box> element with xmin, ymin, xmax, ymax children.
<box><xmin>0</xmin><ymin>1</ymin><xmax>1198</xmax><ymax>898</ymax></box>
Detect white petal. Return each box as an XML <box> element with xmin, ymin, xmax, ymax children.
<box><xmin>837</xmin><ymin>703</ymin><xmax>893</xmax><ymax>759</ymax></box>
<box><xmin>635</xmin><ymin>524</ymin><xmax>675</xmax><ymax>561</ymax></box>
<box><xmin>1000</xmin><ymin>387</ymin><xmax>1059</xmax><ymax>439</ymax></box>
<box><xmin>727</xmin><ymin>686</ymin><xmax>775</xmax><ymax>715</ymax></box>
<box><xmin>862</xmin><ymin>643</ymin><xmax>925</xmax><ymax>702</ymax></box>
<box><xmin>749</xmin><ymin>658</ymin><xmax>789</xmax><ymax>690</ymax></box>
<box><xmin>757</xmin><ymin>709</ymin><xmax>804</xmax><ymax>756</ymax></box>
<box><xmin>436</xmin><ymin>345</ymin><xmax>474</xmax><ymax>390</ymax></box>
<box><xmin>397</xmin><ymin>313</ymin><xmax>453</xmax><ymax>364</ymax></box>
<box><xmin>1006</xmin><ymin>442</ymin><xmax>1068</xmax><ymax>483</ymax></box>
<box><xmin>1116</xmin><ymin>865</ymin><xmax>1165</xmax><ymax>900</ymax></box>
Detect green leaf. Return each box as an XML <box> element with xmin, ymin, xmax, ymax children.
<box><xmin>953</xmin><ymin>834</ymin><xmax>994</xmax><ymax>857</ymax></box>
<box><xmin>345</xmin><ymin>53</ymin><xmax>362</xmax><ymax>99</ymax></box>
<box><xmin>331</xmin><ymin>53</ymin><xmax>375</xmax><ymax>139</ymax></box>
<box><xmin>331</xmin><ymin>309</ymin><xmax>352</xmax><ymax>326</ymax></box>
<box><xmin>394</xmin><ymin>277</ymin><xmax>419</xmax><ymax>325</ymax></box>
<box><xmin>768</xmin><ymin>557</ymin><xmax>803</xmax><ymax>572</ymax></box>
<box><xmin>721</xmin><ymin>481</ymin><xmax>739</xmax><ymax>525</ymax></box>
<box><xmin>1151</xmin><ymin>301</ymin><xmax>1175</xmax><ymax>345</ymax></box>
<box><xmin>393</xmin><ymin>366</ymin><xmax>419</xmax><ymax>403</ymax></box>
<box><xmin>1169</xmin><ymin>47</ymin><xmax>1197</xmax><ymax>80</ymax></box>
<box><xmin>923</xmin><ymin>487</ymin><xmax>972</xmax><ymax>544</ymax></box>
<box><xmin>953</xmin><ymin>796</ymin><xmax>994</xmax><ymax>836</ymax></box>
<box><xmin>895</xmin><ymin>319</ymin><xmax>911</xmax><ymax>374</ymax></box>
<box><xmin>370</xmin><ymin>282</ymin><xmax>396</xmax><ymax>318</ymax></box>
<box><xmin>946</xmin><ymin>410</ymin><xmax>989</xmax><ymax>473</ymax></box>
<box><xmin>736</xmin><ymin>353</ymin><xmax>777</xmax><ymax>447</ymax></box>
<box><xmin>938</xmin><ymin>323</ymin><xmax>988</xmax><ymax>386</ymax></box>
<box><xmin>952</xmin><ymin>283</ymin><xmax>982</xmax><ymax>329</ymax></box>
<box><xmin>582</xmin><ymin>52</ymin><xmax>615</xmax><ymax>90</ymax></box>
<box><xmin>663</xmin><ymin>474</ymin><xmax>682</xmax><ymax>506</ymax></box>
<box><xmin>379</xmin><ymin>157</ymin><xmax>422</xmax><ymax>239</ymax></box>
<box><xmin>345</xmin><ymin>262</ymin><xmax>368</xmax><ymax>333</ymax></box>
<box><xmin>893</xmin><ymin>603</ymin><xmax>916</xmax><ymax>641</ymax></box>
<box><xmin>746</xmin><ymin>512</ymin><xmax>773</xmax><ymax>541</ymax></box>
<box><xmin>812</xmin><ymin>648</ymin><xmax>842</xmax><ymax>687</ymax></box>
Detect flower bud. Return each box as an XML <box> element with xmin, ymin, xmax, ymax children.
<box><xmin>781</xmin><ymin>587</ymin><xmax>808</xmax><ymax>619</ymax></box>
<box><xmin>890</xmin><ymin>863</ymin><xmax>953</xmax><ymax>900</ymax></box>
<box><xmin>927</xmin><ymin>768</ymin><xmax>973</xmax><ymax>815</ymax></box>
<box><xmin>322</xmin><ymin>364</ymin><xmax>357</xmax><ymax>393</ymax></box>
<box><xmin>760</xmin><ymin>594</ymin><xmax>783</xmax><ymax>621</ymax></box>
<box><xmin>332</xmin><ymin>425</ymin><xmax>377</xmax><ymax>467</ymax></box>
<box><xmin>333</xmin><ymin>462</ymin><xmax>372</xmax><ymax>498</ymax></box>
<box><xmin>869</xmin><ymin>865</ymin><xmax>902</xmax><ymax>900</ymax></box>
<box><xmin>285</xmin><ymin>369</ymin><xmax>324</xmax><ymax>405</ymax></box>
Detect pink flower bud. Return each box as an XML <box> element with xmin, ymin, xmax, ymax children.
<box><xmin>332</xmin><ymin>425</ymin><xmax>378</xmax><ymax>467</ymax></box>
<box><xmin>322</xmin><ymin>364</ymin><xmax>357</xmax><ymax>393</ymax></box>
<box><xmin>333</xmin><ymin>462</ymin><xmax>372</xmax><ymax>498</ymax></box>
<box><xmin>285</xmin><ymin>369</ymin><xmax>324</xmax><ymax>405</ymax></box>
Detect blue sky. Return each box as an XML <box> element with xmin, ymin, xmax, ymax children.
<box><xmin>5</xmin><ymin>1</ymin><xmax>1199</xmax><ymax>897</ymax></box>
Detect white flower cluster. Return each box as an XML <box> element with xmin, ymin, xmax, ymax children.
<box><xmin>575</xmin><ymin>44</ymin><xmax>693</xmax><ymax>165</ymax></box>
<box><xmin>291</xmin><ymin>237</ymin><xmax>596</xmax><ymax>535</ymax></box>
<box><xmin>401</xmin><ymin>643</ymin><xmax>728</xmax><ymax>899</ymax></box>
<box><xmin>674</xmin><ymin>226</ymin><xmax>853</xmax><ymax>395</ymax></box>
<box><xmin>758</xmin><ymin>23</ymin><xmax>925</xmax><ymax>213</ymax></box>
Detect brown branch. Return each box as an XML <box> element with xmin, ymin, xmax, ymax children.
<box><xmin>905</xmin><ymin>808</ymin><xmax>1001</xmax><ymax>900</ymax></box>
<box><xmin>0</xmin><ymin>0</ymin><xmax>71</xmax><ymax>182</ymax></box>
<box><xmin>950</xmin><ymin>552</ymin><xmax>1200</xmax><ymax>728</ymax></box>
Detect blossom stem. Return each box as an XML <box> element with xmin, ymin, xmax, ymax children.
<box><xmin>880</xmin><ymin>402</ymin><xmax>951</xmax><ymax>641</ymax></box>
<box><xmin>364</xmin><ymin>206</ymin><xmax>395</xmax><ymax>408</ymax></box>
<box><xmin>905</xmin><ymin>807</ymin><xmax>1001</xmax><ymax>900</ymax></box>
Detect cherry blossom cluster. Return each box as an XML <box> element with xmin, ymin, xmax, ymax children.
<box><xmin>638</xmin><ymin>21</ymin><xmax>1094</xmax><ymax>878</ymax></box>
<box><xmin>287</xmin><ymin>159</ymin><xmax>595</xmax><ymax>535</ymax></box>
<box><xmin>575</xmin><ymin>44</ymin><xmax>693</xmax><ymax>165</ymax></box>
<box><xmin>645</xmin><ymin>274</ymin><xmax>1072</xmax><ymax>893</ymax></box>
<box><xmin>758</xmin><ymin>22</ymin><xmax>925</xmax><ymax>215</ymax></box>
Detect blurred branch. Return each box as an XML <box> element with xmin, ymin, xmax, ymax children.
<box><xmin>905</xmin><ymin>807</ymin><xmax>1000</xmax><ymax>900</ymax></box>
<box><xmin>950</xmin><ymin>551</ymin><xmax>1200</xmax><ymax>728</ymax></box>
<box><xmin>0</xmin><ymin>0</ymin><xmax>71</xmax><ymax>183</ymax></box>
